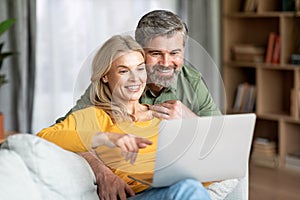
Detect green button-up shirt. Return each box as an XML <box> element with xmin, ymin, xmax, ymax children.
<box><xmin>140</xmin><ymin>65</ymin><xmax>221</xmax><ymax>116</ymax></box>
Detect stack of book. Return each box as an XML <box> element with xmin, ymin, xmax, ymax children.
<box><xmin>232</xmin><ymin>44</ymin><xmax>265</xmax><ymax>63</ymax></box>
<box><xmin>286</xmin><ymin>151</ymin><xmax>300</xmax><ymax>170</ymax></box>
<box><xmin>251</xmin><ymin>137</ymin><xmax>279</xmax><ymax>168</ymax></box>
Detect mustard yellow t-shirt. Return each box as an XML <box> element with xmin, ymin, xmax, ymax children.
<box><xmin>37</xmin><ymin>106</ymin><xmax>160</xmax><ymax>193</ymax></box>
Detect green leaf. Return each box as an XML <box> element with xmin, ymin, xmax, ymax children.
<box><xmin>0</xmin><ymin>74</ymin><xmax>8</xmax><ymax>87</ymax></box>
<box><xmin>0</xmin><ymin>18</ymin><xmax>16</xmax><ymax>87</ymax></box>
<box><xmin>0</xmin><ymin>18</ymin><xmax>16</xmax><ymax>37</ymax></box>
<box><xmin>0</xmin><ymin>52</ymin><xmax>14</xmax><ymax>59</ymax></box>
<box><xmin>0</xmin><ymin>52</ymin><xmax>14</xmax><ymax>71</ymax></box>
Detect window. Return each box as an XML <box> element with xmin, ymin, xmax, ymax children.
<box><xmin>33</xmin><ymin>0</ymin><xmax>177</xmax><ymax>133</ymax></box>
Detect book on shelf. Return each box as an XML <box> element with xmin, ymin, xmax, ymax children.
<box><xmin>286</xmin><ymin>152</ymin><xmax>300</xmax><ymax>166</ymax></box>
<box><xmin>253</xmin><ymin>141</ymin><xmax>276</xmax><ymax>151</ymax></box>
<box><xmin>245</xmin><ymin>85</ymin><xmax>256</xmax><ymax>112</ymax></box>
<box><xmin>243</xmin><ymin>0</ymin><xmax>257</xmax><ymax>12</ymax></box>
<box><xmin>281</xmin><ymin>0</ymin><xmax>296</xmax><ymax>11</ymax></box>
<box><xmin>272</xmin><ymin>35</ymin><xmax>281</xmax><ymax>64</ymax></box>
<box><xmin>285</xmin><ymin>163</ymin><xmax>300</xmax><ymax>171</ymax></box>
<box><xmin>251</xmin><ymin>137</ymin><xmax>279</xmax><ymax>168</ymax></box>
<box><xmin>232</xmin><ymin>44</ymin><xmax>264</xmax><ymax>54</ymax></box>
<box><xmin>252</xmin><ymin>138</ymin><xmax>277</xmax><ymax>156</ymax></box>
<box><xmin>285</xmin><ymin>151</ymin><xmax>300</xmax><ymax>170</ymax></box>
<box><xmin>290</xmin><ymin>54</ymin><xmax>300</xmax><ymax>65</ymax></box>
<box><xmin>233</xmin><ymin>84</ymin><xmax>245</xmax><ymax>112</ymax></box>
<box><xmin>251</xmin><ymin>149</ymin><xmax>279</xmax><ymax>168</ymax></box>
<box><xmin>232</xmin><ymin>44</ymin><xmax>265</xmax><ymax>63</ymax></box>
<box><xmin>251</xmin><ymin>153</ymin><xmax>279</xmax><ymax>168</ymax></box>
<box><xmin>233</xmin><ymin>82</ymin><xmax>256</xmax><ymax>112</ymax></box>
<box><xmin>252</xmin><ymin>147</ymin><xmax>276</xmax><ymax>157</ymax></box>
<box><xmin>254</xmin><ymin>137</ymin><xmax>276</xmax><ymax>145</ymax></box>
<box><xmin>265</xmin><ymin>32</ymin><xmax>277</xmax><ymax>64</ymax></box>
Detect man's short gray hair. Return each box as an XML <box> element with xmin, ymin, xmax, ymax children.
<box><xmin>135</xmin><ymin>10</ymin><xmax>188</xmax><ymax>47</ymax></box>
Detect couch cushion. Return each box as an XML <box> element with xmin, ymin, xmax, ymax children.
<box><xmin>0</xmin><ymin>149</ymin><xmax>41</xmax><ymax>200</ymax></box>
<box><xmin>207</xmin><ymin>178</ymin><xmax>239</xmax><ymax>200</ymax></box>
<box><xmin>1</xmin><ymin>134</ymin><xmax>98</xmax><ymax>200</ymax></box>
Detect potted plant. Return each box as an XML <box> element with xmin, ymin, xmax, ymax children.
<box><xmin>0</xmin><ymin>18</ymin><xmax>16</xmax><ymax>141</ymax></box>
<box><xmin>0</xmin><ymin>18</ymin><xmax>16</xmax><ymax>87</ymax></box>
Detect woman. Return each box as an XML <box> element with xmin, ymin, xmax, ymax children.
<box><xmin>37</xmin><ymin>35</ymin><xmax>210</xmax><ymax>200</ymax></box>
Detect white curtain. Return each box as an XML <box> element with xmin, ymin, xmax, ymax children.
<box><xmin>0</xmin><ymin>0</ymin><xmax>36</xmax><ymax>133</ymax></box>
<box><xmin>183</xmin><ymin>0</ymin><xmax>224</xmax><ymax>112</ymax></box>
<box><xmin>32</xmin><ymin>0</ymin><xmax>178</xmax><ymax>133</ymax></box>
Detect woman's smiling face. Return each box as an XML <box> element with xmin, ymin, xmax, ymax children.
<box><xmin>103</xmin><ymin>51</ymin><xmax>146</xmax><ymax>103</ymax></box>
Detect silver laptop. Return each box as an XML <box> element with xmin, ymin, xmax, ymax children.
<box><xmin>128</xmin><ymin>113</ymin><xmax>256</xmax><ymax>187</ymax></box>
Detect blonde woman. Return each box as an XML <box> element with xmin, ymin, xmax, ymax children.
<box><xmin>37</xmin><ymin>35</ymin><xmax>210</xmax><ymax>200</ymax></box>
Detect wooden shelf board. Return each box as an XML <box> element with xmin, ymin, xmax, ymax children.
<box><xmin>224</xmin><ymin>61</ymin><xmax>259</xmax><ymax>67</ymax></box>
<box><xmin>257</xmin><ymin>113</ymin><xmax>297</xmax><ymax>121</ymax></box>
<box><xmin>281</xmin><ymin>117</ymin><xmax>300</xmax><ymax>124</ymax></box>
<box><xmin>225</xmin><ymin>12</ymin><xmax>299</xmax><ymax>18</ymax></box>
<box><xmin>224</xmin><ymin>61</ymin><xmax>300</xmax><ymax>70</ymax></box>
<box><xmin>225</xmin><ymin>112</ymin><xmax>300</xmax><ymax>124</ymax></box>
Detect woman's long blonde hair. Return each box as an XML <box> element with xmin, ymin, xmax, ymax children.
<box><xmin>90</xmin><ymin>35</ymin><xmax>145</xmax><ymax>122</ymax></box>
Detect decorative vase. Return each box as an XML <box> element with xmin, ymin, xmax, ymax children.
<box><xmin>0</xmin><ymin>112</ymin><xmax>4</xmax><ymax>140</ymax></box>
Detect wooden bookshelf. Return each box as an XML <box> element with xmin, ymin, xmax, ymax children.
<box><xmin>222</xmin><ymin>0</ymin><xmax>300</xmax><ymax>170</ymax></box>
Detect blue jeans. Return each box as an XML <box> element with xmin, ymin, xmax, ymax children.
<box><xmin>128</xmin><ymin>178</ymin><xmax>211</xmax><ymax>200</ymax></box>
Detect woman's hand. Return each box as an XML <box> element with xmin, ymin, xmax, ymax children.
<box><xmin>92</xmin><ymin>132</ymin><xmax>152</xmax><ymax>164</ymax></box>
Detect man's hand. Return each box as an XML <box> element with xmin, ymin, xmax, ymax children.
<box><xmin>78</xmin><ymin>152</ymin><xmax>135</xmax><ymax>200</ymax></box>
<box><xmin>149</xmin><ymin>100</ymin><xmax>197</xmax><ymax>119</ymax></box>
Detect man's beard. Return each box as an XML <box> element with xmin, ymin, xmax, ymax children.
<box><xmin>146</xmin><ymin>65</ymin><xmax>179</xmax><ymax>88</ymax></box>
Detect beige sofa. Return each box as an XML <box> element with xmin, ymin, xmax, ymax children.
<box><xmin>0</xmin><ymin>134</ymin><xmax>248</xmax><ymax>199</ymax></box>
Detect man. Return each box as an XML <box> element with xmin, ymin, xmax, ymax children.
<box><xmin>60</xmin><ymin>10</ymin><xmax>238</xmax><ymax>200</ymax></box>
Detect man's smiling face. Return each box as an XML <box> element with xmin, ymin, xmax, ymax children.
<box><xmin>143</xmin><ymin>32</ymin><xmax>184</xmax><ymax>89</ymax></box>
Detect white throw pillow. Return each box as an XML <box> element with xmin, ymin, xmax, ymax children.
<box><xmin>1</xmin><ymin>134</ymin><xmax>98</xmax><ymax>200</ymax></box>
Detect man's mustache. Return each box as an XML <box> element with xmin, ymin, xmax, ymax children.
<box><xmin>150</xmin><ymin>65</ymin><xmax>177</xmax><ymax>72</ymax></box>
